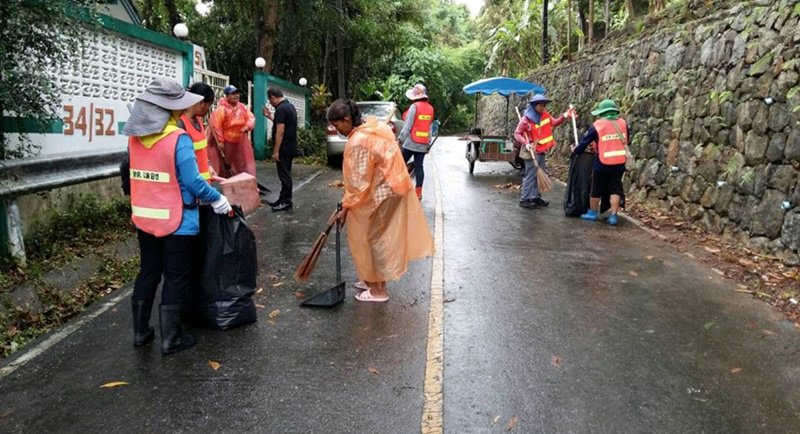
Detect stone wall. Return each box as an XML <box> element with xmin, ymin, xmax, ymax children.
<box><xmin>479</xmin><ymin>0</ymin><xmax>800</xmax><ymax>264</ymax></box>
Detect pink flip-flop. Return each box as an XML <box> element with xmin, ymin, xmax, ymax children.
<box><xmin>353</xmin><ymin>281</ymin><xmax>370</xmax><ymax>291</ymax></box>
<box><xmin>355</xmin><ymin>289</ymin><xmax>389</xmax><ymax>303</ymax></box>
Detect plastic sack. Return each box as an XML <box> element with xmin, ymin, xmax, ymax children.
<box><xmin>563</xmin><ymin>153</ymin><xmax>594</xmax><ymax>217</ymax></box>
<box><xmin>186</xmin><ymin>205</ymin><xmax>257</xmax><ymax>329</ymax></box>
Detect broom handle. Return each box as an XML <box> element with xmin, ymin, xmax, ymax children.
<box><xmin>335</xmin><ymin>203</ymin><xmax>342</xmax><ymax>282</ymax></box>
<box><xmin>570</xmin><ymin>104</ymin><xmax>579</xmax><ymax>152</ymax></box>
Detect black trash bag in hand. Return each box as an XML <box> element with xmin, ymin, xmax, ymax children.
<box><xmin>187</xmin><ymin>205</ymin><xmax>257</xmax><ymax>329</ymax></box>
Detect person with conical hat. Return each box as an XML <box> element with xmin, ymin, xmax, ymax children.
<box><xmin>513</xmin><ymin>94</ymin><xmax>575</xmax><ymax>209</ymax></box>
<box><xmin>574</xmin><ymin>99</ymin><xmax>630</xmax><ymax>226</ymax></box>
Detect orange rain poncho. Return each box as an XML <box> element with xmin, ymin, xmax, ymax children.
<box><xmin>342</xmin><ymin>118</ymin><xmax>434</xmax><ymax>282</ymax></box>
<box><xmin>208</xmin><ymin>99</ymin><xmax>256</xmax><ymax>177</ymax></box>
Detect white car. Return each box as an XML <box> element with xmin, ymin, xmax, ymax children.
<box><xmin>326</xmin><ymin>101</ymin><xmax>405</xmax><ymax>166</ymax></box>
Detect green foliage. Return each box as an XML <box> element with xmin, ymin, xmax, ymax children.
<box><xmin>0</xmin><ymin>0</ymin><xmax>97</xmax><ymax>159</ymax></box>
<box><xmin>723</xmin><ymin>154</ymin><xmax>744</xmax><ymax>177</ymax></box>
<box><xmin>709</xmin><ymin>90</ymin><xmax>734</xmax><ymax>104</ymax></box>
<box><xmin>309</xmin><ymin>84</ymin><xmax>333</xmax><ymax>124</ymax></box>
<box><xmin>25</xmin><ymin>194</ymin><xmax>132</xmax><ymax>263</ymax></box>
<box><xmin>294</xmin><ymin>125</ymin><xmax>327</xmax><ymax>164</ymax></box>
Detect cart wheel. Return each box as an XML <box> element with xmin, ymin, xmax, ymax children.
<box><xmin>466</xmin><ymin>142</ymin><xmax>479</xmax><ymax>174</ymax></box>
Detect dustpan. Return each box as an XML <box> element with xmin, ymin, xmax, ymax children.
<box><xmin>300</xmin><ymin>207</ymin><xmax>346</xmax><ymax>307</ymax></box>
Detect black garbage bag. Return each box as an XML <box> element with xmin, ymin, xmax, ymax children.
<box><xmin>564</xmin><ymin>153</ymin><xmax>626</xmax><ymax>216</ymax></box>
<box><xmin>186</xmin><ymin>205</ymin><xmax>257</xmax><ymax>329</ymax></box>
<box><xmin>563</xmin><ymin>153</ymin><xmax>594</xmax><ymax>217</ymax></box>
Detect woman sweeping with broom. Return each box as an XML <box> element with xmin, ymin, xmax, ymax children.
<box><xmin>513</xmin><ymin>94</ymin><xmax>575</xmax><ymax>209</ymax></box>
<box><xmin>326</xmin><ymin>100</ymin><xmax>434</xmax><ymax>302</ymax></box>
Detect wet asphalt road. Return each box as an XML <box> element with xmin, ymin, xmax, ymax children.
<box><xmin>1</xmin><ymin>137</ymin><xmax>799</xmax><ymax>433</ymax></box>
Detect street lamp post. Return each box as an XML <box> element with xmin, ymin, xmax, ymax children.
<box><xmin>173</xmin><ymin>23</ymin><xmax>189</xmax><ymax>40</ymax></box>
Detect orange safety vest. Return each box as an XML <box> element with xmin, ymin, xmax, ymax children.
<box><xmin>404</xmin><ymin>101</ymin><xmax>434</xmax><ymax>145</ymax></box>
<box><xmin>526</xmin><ymin>110</ymin><xmax>556</xmax><ymax>153</ymax></box>
<box><xmin>129</xmin><ymin>131</ymin><xmax>184</xmax><ymax>237</ymax></box>
<box><xmin>593</xmin><ymin>118</ymin><xmax>628</xmax><ymax>165</ymax></box>
<box><xmin>180</xmin><ymin>114</ymin><xmax>211</xmax><ymax>181</ymax></box>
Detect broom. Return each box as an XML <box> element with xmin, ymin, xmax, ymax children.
<box><xmin>294</xmin><ymin>209</ymin><xmax>339</xmax><ymax>282</ymax></box>
<box><xmin>515</xmin><ymin>107</ymin><xmax>552</xmax><ymax>194</ymax></box>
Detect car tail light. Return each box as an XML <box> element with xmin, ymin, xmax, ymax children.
<box><xmin>326</xmin><ymin>123</ymin><xmax>338</xmax><ymax>135</ymax></box>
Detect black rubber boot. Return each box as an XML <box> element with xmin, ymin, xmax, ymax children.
<box><xmin>132</xmin><ymin>298</ymin><xmax>155</xmax><ymax>347</ymax></box>
<box><xmin>159</xmin><ymin>304</ymin><xmax>197</xmax><ymax>355</ymax></box>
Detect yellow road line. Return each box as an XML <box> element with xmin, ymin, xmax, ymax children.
<box><xmin>421</xmin><ymin>155</ymin><xmax>445</xmax><ymax>434</ymax></box>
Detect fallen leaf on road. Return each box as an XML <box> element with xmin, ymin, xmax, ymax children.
<box><xmin>368</xmin><ymin>367</ymin><xmax>379</xmax><ymax>375</ymax></box>
<box><xmin>329</xmin><ymin>180</ymin><xmax>344</xmax><ymax>188</ymax></box>
<box><xmin>507</xmin><ymin>416</ymin><xmax>518</xmax><ymax>431</ymax></box>
<box><xmin>256</xmin><ymin>287</ymin><xmax>264</xmax><ymax>295</ymax></box>
<box><xmin>292</xmin><ymin>291</ymin><xmax>306</xmax><ymax>299</ymax></box>
<box><xmin>492</xmin><ymin>415</ymin><xmax>501</xmax><ymax>424</ymax></box>
<box><xmin>761</xmin><ymin>329</ymin><xmax>777</xmax><ymax>335</ymax></box>
<box><xmin>738</xmin><ymin>258</ymin><xmax>757</xmax><ymax>268</ymax></box>
<box><xmin>551</xmin><ymin>356</ymin><xmax>561</xmax><ymax>367</ymax></box>
<box><xmin>269</xmin><ymin>274</ymin><xmax>279</xmax><ymax>280</ymax></box>
<box><xmin>704</xmin><ymin>246</ymin><xmax>721</xmax><ymax>254</ymax></box>
<box><xmin>255</xmin><ymin>304</ymin><xmax>265</xmax><ymax>309</ymax></box>
<box><xmin>730</xmin><ymin>368</ymin><xmax>743</xmax><ymax>374</ymax></box>
<box><xmin>271</xmin><ymin>282</ymin><xmax>285</xmax><ymax>288</ymax></box>
<box><xmin>100</xmin><ymin>381</ymin><xmax>129</xmax><ymax>389</ymax></box>
<box><xmin>267</xmin><ymin>319</ymin><xmax>277</xmax><ymax>325</ymax></box>
<box><xmin>628</xmin><ymin>270</ymin><xmax>638</xmax><ymax>276</ymax></box>
<box><xmin>444</xmin><ymin>298</ymin><xmax>456</xmax><ymax>303</ymax></box>
<box><xmin>208</xmin><ymin>360</ymin><xmax>221</xmax><ymax>371</ymax></box>
<box><xmin>646</xmin><ymin>255</ymin><xmax>655</xmax><ymax>260</ymax></box>
<box><xmin>712</xmin><ymin>268</ymin><xmax>725</xmax><ymax>276</ymax></box>
<box><xmin>704</xmin><ymin>322</ymin><xmax>715</xmax><ymax>330</ymax></box>
<box><xmin>268</xmin><ymin>309</ymin><xmax>281</xmax><ymax>318</ymax></box>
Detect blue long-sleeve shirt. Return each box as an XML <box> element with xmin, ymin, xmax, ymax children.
<box><xmin>574</xmin><ymin>123</ymin><xmax>629</xmax><ymax>172</ymax></box>
<box><xmin>174</xmin><ymin>133</ymin><xmax>221</xmax><ymax>235</ymax></box>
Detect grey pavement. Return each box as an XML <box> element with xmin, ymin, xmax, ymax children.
<box><xmin>0</xmin><ymin>140</ymin><xmax>799</xmax><ymax>433</ymax></box>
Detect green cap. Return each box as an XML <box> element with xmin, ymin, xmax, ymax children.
<box><xmin>590</xmin><ymin>99</ymin><xmax>620</xmax><ymax>116</ymax></box>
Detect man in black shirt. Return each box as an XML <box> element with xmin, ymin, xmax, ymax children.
<box><xmin>262</xmin><ymin>87</ymin><xmax>297</xmax><ymax>211</ymax></box>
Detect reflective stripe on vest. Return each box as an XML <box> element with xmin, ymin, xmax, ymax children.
<box><xmin>593</xmin><ymin>118</ymin><xmax>628</xmax><ymax>166</ymax></box>
<box><xmin>526</xmin><ymin>111</ymin><xmax>556</xmax><ymax>153</ymax></box>
<box><xmin>410</xmin><ymin>101</ymin><xmax>434</xmax><ymax>145</ymax></box>
<box><xmin>129</xmin><ymin>131</ymin><xmax>184</xmax><ymax>237</ymax></box>
<box><xmin>180</xmin><ymin>114</ymin><xmax>211</xmax><ymax>181</ymax></box>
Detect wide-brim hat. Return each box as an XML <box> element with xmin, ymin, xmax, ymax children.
<box><xmin>591</xmin><ymin>99</ymin><xmax>620</xmax><ymax>116</ymax></box>
<box><xmin>405</xmin><ymin>84</ymin><xmax>428</xmax><ymax>100</ymax></box>
<box><xmin>136</xmin><ymin>78</ymin><xmax>204</xmax><ymax>111</ymax></box>
<box><xmin>528</xmin><ymin>94</ymin><xmax>551</xmax><ymax>106</ymax></box>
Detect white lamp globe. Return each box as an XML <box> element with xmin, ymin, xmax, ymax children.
<box><xmin>173</xmin><ymin>23</ymin><xmax>189</xmax><ymax>38</ymax></box>
<box><xmin>255</xmin><ymin>57</ymin><xmax>266</xmax><ymax>68</ymax></box>
<box><xmin>299</xmin><ymin>77</ymin><xmax>308</xmax><ymax>86</ymax></box>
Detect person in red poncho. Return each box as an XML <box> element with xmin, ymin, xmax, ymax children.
<box><xmin>208</xmin><ymin>85</ymin><xmax>256</xmax><ymax>178</ymax></box>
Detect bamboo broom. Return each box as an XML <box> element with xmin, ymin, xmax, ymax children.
<box><xmin>294</xmin><ymin>209</ymin><xmax>339</xmax><ymax>282</ymax></box>
<box><xmin>515</xmin><ymin>107</ymin><xmax>552</xmax><ymax>194</ymax></box>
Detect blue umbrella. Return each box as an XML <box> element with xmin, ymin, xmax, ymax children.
<box><xmin>462</xmin><ymin>77</ymin><xmax>546</xmax><ymax>96</ymax></box>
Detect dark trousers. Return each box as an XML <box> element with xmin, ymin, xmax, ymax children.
<box><xmin>133</xmin><ymin>229</ymin><xmax>194</xmax><ymax>306</ymax></box>
<box><xmin>277</xmin><ymin>151</ymin><xmax>294</xmax><ymax>205</ymax></box>
<box><xmin>402</xmin><ymin>148</ymin><xmax>426</xmax><ymax>187</ymax></box>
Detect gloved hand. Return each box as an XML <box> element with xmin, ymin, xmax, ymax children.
<box><xmin>211</xmin><ymin>195</ymin><xmax>232</xmax><ymax>214</ymax></box>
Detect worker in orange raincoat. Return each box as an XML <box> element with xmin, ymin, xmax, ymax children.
<box><xmin>208</xmin><ymin>85</ymin><xmax>256</xmax><ymax>178</ymax></box>
<box><xmin>327</xmin><ymin>99</ymin><xmax>434</xmax><ymax>303</ymax></box>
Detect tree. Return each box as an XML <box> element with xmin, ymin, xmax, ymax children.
<box><xmin>0</xmin><ymin>0</ymin><xmax>97</xmax><ymax>159</ymax></box>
